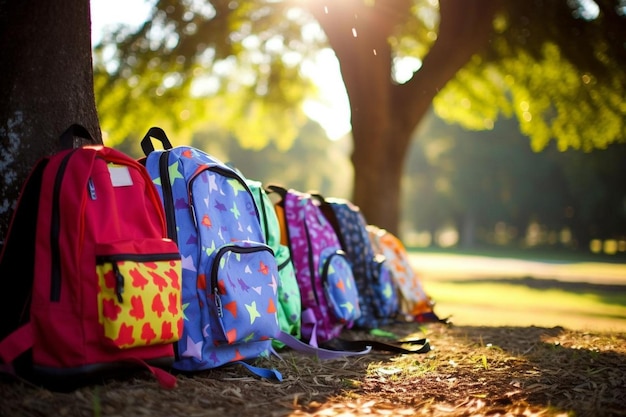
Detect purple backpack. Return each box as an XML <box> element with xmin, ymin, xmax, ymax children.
<box><xmin>269</xmin><ymin>187</ymin><xmax>361</xmax><ymax>345</ymax></box>
<box><xmin>141</xmin><ymin>128</ymin><xmax>281</xmax><ymax>379</ymax></box>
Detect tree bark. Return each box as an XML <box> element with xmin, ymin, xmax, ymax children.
<box><xmin>0</xmin><ymin>0</ymin><xmax>101</xmax><ymax>240</ymax></box>
<box><xmin>309</xmin><ymin>0</ymin><xmax>499</xmax><ymax>235</ymax></box>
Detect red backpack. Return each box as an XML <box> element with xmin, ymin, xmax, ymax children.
<box><xmin>0</xmin><ymin>125</ymin><xmax>181</xmax><ymax>390</ymax></box>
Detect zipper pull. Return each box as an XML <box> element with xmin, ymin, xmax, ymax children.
<box><xmin>88</xmin><ymin>177</ymin><xmax>97</xmax><ymax>200</ymax></box>
<box><xmin>214</xmin><ymin>288</ymin><xmax>223</xmax><ymax>317</ymax></box>
<box><xmin>112</xmin><ymin>262</ymin><xmax>124</xmax><ymax>303</ymax></box>
<box><xmin>189</xmin><ymin>203</ymin><xmax>198</xmax><ymax>228</ymax></box>
<box><xmin>188</xmin><ymin>189</ymin><xmax>198</xmax><ymax>229</ymax></box>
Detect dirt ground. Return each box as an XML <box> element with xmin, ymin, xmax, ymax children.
<box><xmin>2</xmin><ymin>254</ymin><xmax>625</xmax><ymax>417</ymax></box>
<box><xmin>1</xmin><ymin>323</ymin><xmax>625</xmax><ymax>417</ymax></box>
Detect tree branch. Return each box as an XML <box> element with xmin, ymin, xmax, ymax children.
<box><xmin>394</xmin><ymin>0</ymin><xmax>500</xmax><ymax>128</ymax></box>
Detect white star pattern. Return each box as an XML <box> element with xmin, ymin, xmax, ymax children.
<box><xmin>182</xmin><ymin>255</ymin><xmax>196</xmax><ymax>271</ymax></box>
<box><xmin>181</xmin><ymin>335</ymin><xmax>202</xmax><ymax>360</ymax></box>
<box><xmin>269</xmin><ymin>274</ymin><xmax>278</xmax><ymax>294</ymax></box>
<box><xmin>208</xmin><ymin>174</ymin><xmax>218</xmax><ymax>193</ymax></box>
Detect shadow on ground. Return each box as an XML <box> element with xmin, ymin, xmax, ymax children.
<box><xmin>446</xmin><ymin>275</ymin><xmax>626</xmax><ymax>294</ymax></box>
<box><xmin>1</xmin><ymin>324</ymin><xmax>625</xmax><ymax>417</ymax></box>
<box><xmin>438</xmin><ymin>325</ymin><xmax>626</xmax><ymax>416</ymax></box>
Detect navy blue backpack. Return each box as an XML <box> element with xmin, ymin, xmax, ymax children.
<box><xmin>315</xmin><ymin>196</ymin><xmax>399</xmax><ymax>329</ymax></box>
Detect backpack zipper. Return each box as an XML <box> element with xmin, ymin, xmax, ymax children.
<box><xmin>188</xmin><ymin>165</ymin><xmax>261</xmax><ymax>223</ymax></box>
<box><xmin>50</xmin><ymin>150</ymin><xmax>78</xmax><ymax>302</ymax></box>
<box><xmin>158</xmin><ymin>152</ymin><xmax>178</xmax><ymax>243</ymax></box>
<box><xmin>96</xmin><ymin>252</ymin><xmax>181</xmax><ymax>304</ymax></box>
<box><xmin>112</xmin><ymin>262</ymin><xmax>125</xmax><ymax>303</ymax></box>
<box><xmin>302</xmin><ymin>214</ymin><xmax>320</xmax><ymax>306</ymax></box>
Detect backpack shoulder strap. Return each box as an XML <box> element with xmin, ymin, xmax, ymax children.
<box><xmin>0</xmin><ymin>322</ymin><xmax>34</xmax><ymax>366</ymax></box>
<box><xmin>0</xmin><ymin>158</ymin><xmax>48</xmax><ymax>344</ymax></box>
<box><xmin>323</xmin><ymin>337</ymin><xmax>431</xmax><ymax>355</ymax></box>
<box><xmin>275</xmin><ymin>331</ymin><xmax>371</xmax><ymax>359</ymax></box>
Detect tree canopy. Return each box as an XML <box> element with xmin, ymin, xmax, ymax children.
<box><xmin>92</xmin><ymin>0</ymin><xmax>626</xmax><ymax>235</ymax></box>
<box><xmin>93</xmin><ymin>0</ymin><xmax>323</xmax><ymax>149</ymax></box>
<box><xmin>2</xmin><ymin>0</ymin><xmax>625</xmax><ymax>240</ymax></box>
<box><xmin>435</xmin><ymin>0</ymin><xmax>626</xmax><ymax>152</ymax></box>
<box><xmin>95</xmin><ymin>1</ymin><xmax>626</xmax><ymax>152</ymax></box>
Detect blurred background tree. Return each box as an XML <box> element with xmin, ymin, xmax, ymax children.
<box><xmin>93</xmin><ymin>0</ymin><xmax>626</xmax><ymax>238</ymax></box>
<box><xmin>2</xmin><ymin>0</ymin><xmax>625</xmax><ymax>254</ymax></box>
<box><xmin>403</xmin><ymin>112</ymin><xmax>626</xmax><ymax>252</ymax></box>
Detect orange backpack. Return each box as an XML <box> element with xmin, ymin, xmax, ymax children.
<box><xmin>366</xmin><ymin>225</ymin><xmax>442</xmax><ymax>323</ymax></box>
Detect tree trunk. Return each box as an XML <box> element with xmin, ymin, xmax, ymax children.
<box><xmin>309</xmin><ymin>0</ymin><xmax>499</xmax><ymax>235</ymax></box>
<box><xmin>0</xmin><ymin>0</ymin><xmax>101</xmax><ymax>240</ymax></box>
<box><xmin>459</xmin><ymin>210</ymin><xmax>477</xmax><ymax>249</ymax></box>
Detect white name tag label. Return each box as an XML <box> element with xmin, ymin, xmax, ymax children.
<box><xmin>108</xmin><ymin>165</ymin><xmax>133</xmax><ymax>187</ymax></box>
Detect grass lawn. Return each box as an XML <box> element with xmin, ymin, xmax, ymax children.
<box><xmin>409</xmin><ymin>249</ymin><xmax>626</xmax><ymax>333</ymax></box>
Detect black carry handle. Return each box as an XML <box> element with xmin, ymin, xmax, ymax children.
<box><xmin>59</xmin><ymin>124</ymin><xmax>97</xmax><ymax>150</ymax></box>
<box><xmin>264</xmin><ymin>184</ymin><xmax>288</xmax><ymax>207</ymax></box>
<box><xmin>309</xmin><ymin>192</ymin><xmax>326</xmax><ymax>204</ymax></box>
<box><xmin>265</xmin><ymin>184</ymin><xmax>288</xmax><ymax>199</ymax></box>
<box><xmin>141</xmin><ymin>126</ymin><xmax>173</xmax><ymax>156</ymax></box>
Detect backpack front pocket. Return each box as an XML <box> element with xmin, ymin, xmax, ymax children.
<box><xmin>320</xmin><ymin>249</ymin><xmax>361</xmax><ymax>324</ymax></box>
<box><xmin>95</xmin><ymin>239</ymin><xmax>183</xmax><ymax>349</ymax></box>
<box><xmin>207</xmin><ymin>243</ymin><xmax>280</xmax><ymax>345</ymax></box>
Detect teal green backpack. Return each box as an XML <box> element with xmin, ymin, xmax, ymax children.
<box><xmin>247</xmin><ymin>180</ymin><xmax>302</xmax><ymax>348</ymax></box>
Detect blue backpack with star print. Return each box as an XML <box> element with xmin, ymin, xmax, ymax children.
<box><xmin>140</xmin><ymin>127</ymin><xmax>281</xmax><ymax>379</ymax></box>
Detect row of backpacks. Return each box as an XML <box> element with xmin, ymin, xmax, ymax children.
<box><xmin>0</xmin><ymin>124</ymin><xmax>443</xmax><ymax>391</ymax></box>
